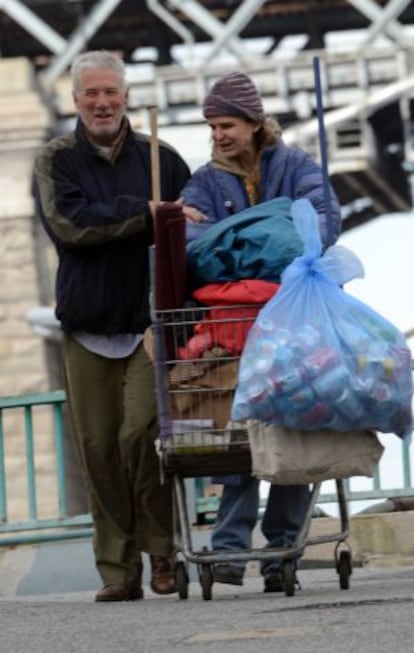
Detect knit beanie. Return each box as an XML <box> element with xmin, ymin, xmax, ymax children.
<box><xmin>203</xmin><ymin>71</ymin><xmax>265</xmax><ymax>124</ymax></box>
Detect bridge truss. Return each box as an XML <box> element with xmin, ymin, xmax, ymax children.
<box><xmin>0</xmin><ymin>0</ymin><xmax>414</xmax><ymax>223</ymax></box>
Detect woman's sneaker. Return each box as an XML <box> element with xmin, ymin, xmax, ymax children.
<box><xmin>213</xmin><ymin>564</ymin><xmax>244</xmax><ymax>586</ymax></box>
<box><xmin>263</xmin><ymin>570</ymin><xmax>285</xmax><ymax>592</ymax></box>
<box><xmin>263</xmin><ymin>568</ymin><xmax>301</xmax><ymax>593</ymax></box>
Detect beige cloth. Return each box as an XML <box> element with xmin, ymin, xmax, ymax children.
<box><xmin>247</xmin><ymin>420</ymin><xmax>384</xmax><ymax>484</ymax></box>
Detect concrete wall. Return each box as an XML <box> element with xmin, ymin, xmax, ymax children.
<box><xmin>0</xmin><ymin>58</ymin><xmax>62</xmax><ymax>520</ymax></box>
<box><xmin>0</xmin><ymin>58</ymin><xmax>51</xmax><ymax>397</ymax></box>
<box><xmin>0</xmin><ymin>153</ymin><xmax>47</xmax><ymax>397</ymax></box>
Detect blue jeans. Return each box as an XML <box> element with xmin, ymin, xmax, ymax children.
<box><xmin>211</xmin><ymin>475</ymin><xmax>310</xmax><ymax>576</ymax></box>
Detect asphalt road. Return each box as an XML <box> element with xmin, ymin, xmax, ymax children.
<box><xmin>1</xmin><ymin>565</ymin><xmax>413</xmax><ymax>653</ymax></box>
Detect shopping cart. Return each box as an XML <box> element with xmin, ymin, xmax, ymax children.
<box><xmin>150</xmin><ymin>300</ymin><xmax>354</xmax><ymax>600</ymax></box>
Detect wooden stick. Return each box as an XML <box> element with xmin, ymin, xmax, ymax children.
<box><xmin>148</xmin><ymin>105</ymin><xmax>161</xmax><ymax>204</ymax></box>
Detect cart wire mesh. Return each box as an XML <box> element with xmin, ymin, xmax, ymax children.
<box><xmin>150</xmin><ymin>303</ymin><xmax>263</xmax><ymax>477</ymax></box>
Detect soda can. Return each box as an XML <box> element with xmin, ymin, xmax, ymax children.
<box><xmin>273</xmin><ymin>345</ymin><xmax>297</xmax><ymax>368</ymax></box>
<box><xmin>312</xmin><ymin>364</ymin><xmax>350</xmax><ymax>401</ymax></box>
<box><xmin>253</xmin><ymin>355</ymin><xmax>274</xmax><ymax>374</ymax></box>
<box><xmin>296</xmin><ymin>402</ymin><xmax>333</xmax><ymax>429</ymax></box>
<box><xmin>303</xmin><ymin>347</ymin><xmax>339</xmax><ymax>379</ymax></box>
<box><xmin>353</xmin><ymin>374</ymin><xmax>375</xmax><ymax>397</ymax></box>
<box><xmin>289</xmin><ymin>385</ymin><xmax>315</xmax><ymax>411</ymax></box>
<box><xmin>273</xmin><ymin>394</ymin><xmax>295</xmax><ymax>413</ymax></box>
<box><xmin>273</xmin><ymin>327</ymin><xmax>292</xmax><ymax>346</ymax></box>
<box><xmin>336</xmin><ymin>388</ymin><xmax>365</xmax><ymax>421</ymax></box>
<box><xmin>248</xmin><ymin>381</ymin><xmax>269</xmax><ymax>407</ymax></box>
<box><xmin>273</xmin><ymin>368</ymin><xmax>304</xmax><ymax>395</ymax></box>
<box><xmin>370</xmin><ymin>382</ymin><xmax>392</xmax><ymax>403</ymax></box>
<box><xmin>366</xmin><ymin>341</ymin><xmax>388</xmax><ymax>366</ymax></box>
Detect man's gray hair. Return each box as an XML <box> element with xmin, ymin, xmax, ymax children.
<box><xmin>71</xmin><ymin>50</ymin><xmax>127</xmax><ymax>93</ymax></box>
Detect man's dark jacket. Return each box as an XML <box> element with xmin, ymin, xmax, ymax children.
<box><xmin>33</xmin><ymin>119</ymin><xmax>190</xmax><ymax>334</ymax></box>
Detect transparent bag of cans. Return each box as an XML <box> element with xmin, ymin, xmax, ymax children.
<box><xmin>232</xmin><ymin>199</ymin><xmax>413</xmax><ymax>440</ymax></box>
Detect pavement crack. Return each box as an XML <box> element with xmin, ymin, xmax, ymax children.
<box><xmin>259</xmin><ymin>596</ymin><xmax>414</xmax><ymax>613</ymax></box>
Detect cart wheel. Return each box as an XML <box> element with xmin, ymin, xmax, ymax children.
<box><xmin>283</xmin><ymin>560</ymin><xmax>296</xmax><ymax>597</ymax></box>
<box><xmin>175</xmin><ymin>561</ymin><xmax>189</xmax><ymax>600</ymax></box>
<box><xmin>200</xmin><ymin>564</ymin><xmax>213</xmax><ymax>601</ymax></box>
<box><xmin>337</xmin><ymin>550</ymin><xmax>352</xmax><ymax>590</ymax></box>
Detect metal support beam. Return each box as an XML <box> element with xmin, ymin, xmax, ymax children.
<box><xmin>196</xmin><ymin>0</ymin><xmax>266</xmax><ymax>70</ymax></box>
<box><xmin>358</xmin><ymin>0</ymin><xmax>412</xmax><ymax>49</ymax></box>
<box><xmin>0</xmin><ymin>0</ymin><xmax>66</xmax><ymax>54</ymax></box>
<box><xmin>40</xmin><ymin>0</ymin><xmax>123</xmax><ymax>85</ymax></box>
<box><xmin>283</xmin><ymin>72</ymin><xmax>414</xmax><ymax>147</ymax></box>
<box><xmin>167</xmin><ymin>0</ymin><xmax>252</xmax><ymax>65</ymax></box>
<box><xmin>348</xmin><ymin>0</ymin><xmax>409</xmax><ymax>46</ymax></box>
<box><xmin>146</xmin><ymin>0</ymin><xmax>195</xmax><ymax>67</ymax></box>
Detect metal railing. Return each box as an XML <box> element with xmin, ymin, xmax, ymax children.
<box><xmin>0</xmin><ymin>389</ymin><xmax>412</xmax><ymax>543</ymax></box>
<box><xmin>0</xmin><ymin>391</ymin><xmax>92</xmax><ymax>546</ymax></box>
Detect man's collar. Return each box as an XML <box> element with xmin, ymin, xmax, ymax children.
<box><xmin>77</xmin><ymin>116</ymin><xmax>130</xmax><ymax>162</ymax></box>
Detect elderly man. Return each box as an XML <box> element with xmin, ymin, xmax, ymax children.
<box><xmin>33</xmin><ymin>50</ymin><xmax>190</xmax><ymax>601</ymax></box>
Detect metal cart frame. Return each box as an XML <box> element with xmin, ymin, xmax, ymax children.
<box><xmin>150</xmin><ymin>301</ymin><xmax>353</xmax><ymax>600</ymax></box>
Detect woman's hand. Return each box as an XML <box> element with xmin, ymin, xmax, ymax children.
<box><xmin>181</xmin><ymin>205</ymin><xmax>207</xmax><ymax>223</ymax></box>
<box><xmin>148</xmin><ymin>198</ymin><xmax>206</xmax><ymax>223</ymax></box>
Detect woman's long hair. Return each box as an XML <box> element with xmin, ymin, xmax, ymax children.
<box><xmin>255</xmin><ymin>116</ymin><xmax>283</xmax><ymax>149</ymax></box>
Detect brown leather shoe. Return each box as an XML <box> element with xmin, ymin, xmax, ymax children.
<box><xmin>150</xmin><ymin>555</ymin><xmax>176</xmax><ymax>595</ymax></box>
<box><xmin>94</xmin><ymin>582</ymin><xmax>143</xmax><ymax>602</ymax></box>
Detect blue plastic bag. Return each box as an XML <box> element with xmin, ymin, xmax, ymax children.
<box><xmin>232</xmin><ymin>199</ymin><xmax>413</xmax><ymax>440</ymax></box>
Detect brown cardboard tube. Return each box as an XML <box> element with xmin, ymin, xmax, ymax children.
<box><xmin>148</xmin><ymin>105</ymin><xmax>161</xmax><ymax>204</ymax></box>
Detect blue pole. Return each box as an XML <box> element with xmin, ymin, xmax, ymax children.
<box><xmin>313</xmin><ymin>56</ymin><xmax>334</xmax><ymax>245</ymax></box>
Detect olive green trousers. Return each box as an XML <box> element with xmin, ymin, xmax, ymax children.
<box><xmin>63</xmin><ymin>335</ymin><xmax>173</xmax><ymax>585</ymax></box>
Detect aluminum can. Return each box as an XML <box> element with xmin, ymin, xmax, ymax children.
<box><xmin>303</xmin><ymin>347</ymin><xmax>339</xmax><ymax>378</ymax></box>
<box><xmin>289</xmin><ymin>385</ymin><xmax>315</xmax><ymax>411</ymax></box>
<box><xmin>296</xmin><ymin>401</ymin><xmax>333</xmax><ymax>429</ymax></box>
<box><xmin>273</xmin><ymin>344</ymin><xmax>297</xmax><ymax>368</ymax></box>
<box><xmin>312</xmin><ymin>364</ymin><xmax>350</xmax><ymax>401</ymax></box>
<box><xmin>336</xmin><ymin>388</ymin><xmax>365</xmax><ymax>421</ymax></box>
<box><xmin>273</xmin><ymin>368</ymin><xmax>304</xmax><ymax>395</ymax></box>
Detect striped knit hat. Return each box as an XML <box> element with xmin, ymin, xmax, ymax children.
<box><xmin>203</xmin><ymin>72</ymin><xmax>265</xmax><ymax>124</ymax></box>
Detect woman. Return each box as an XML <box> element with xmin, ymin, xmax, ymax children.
<box><xmin>181</xmin><ymin>71</ymin><xmax>341</xmax><ymax>592</ymax></box>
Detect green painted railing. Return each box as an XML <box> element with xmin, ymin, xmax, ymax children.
<box><xmin>0</xmin><ymin>391</ymin><xmax>92</xmax><ymax>546</ymax></box>
<box><xmin>0</xmin><ymin>391</ymin><xmax>413</xmax><ymax>544</ymax></box>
